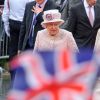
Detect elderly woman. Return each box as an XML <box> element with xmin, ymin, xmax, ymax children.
<box><xmin>34</xmin><ymin>9</ymin><xmax>78</xmax><ymax>52</ymax></box>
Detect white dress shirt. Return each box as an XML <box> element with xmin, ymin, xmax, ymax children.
<box><xmin>36</xmin><ymin>0</ymin><xmax>47</xmax><ymax>9</ymax></box>
<box><xmin>2</xmin><ymin>0</ymin><xmax>34</xmax><ymax>36</ymax></box>
<box><xmin>84</xmin><ymin>0</ymin><xmax>95</xmax><ymax>23</ymax></box>
<box><xmin>2</xmin><ymin>0</ymin><xmax>34</xmax><ymax>23</ymax></box>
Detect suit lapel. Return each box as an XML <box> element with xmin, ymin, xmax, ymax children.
<box><xmin>81</xmin><ymin>4</ymin><xmax>92</xmax><ymax>26</ymax></box>
<box><xmin>83</xmin><ymin>4</ymin><xmax>96</xmax><ymax>27</ymax></box>
<box><xmin>43</xmin><ymin>0</ymin><xmax>50</xmax><ymax>11</ymax></box>
<box><xmin>27</xmin><ymin>2</ymin><xmax>36</xmax><ymax>35</ymax></box>
<box><xmin>93</xmin><ymin>5</ymin><xmax>97</xmax><ymax>27</ymax></box>
<box><xmin>29</xmin><ymin>2</ymin><xmax>36</xmax><ymax>24</ymax></box>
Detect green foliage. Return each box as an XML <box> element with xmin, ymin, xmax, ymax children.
<box><xmin>0</xmin><ymin>59</ymin><xmax>9</xmax><ymax>70</ymax></box>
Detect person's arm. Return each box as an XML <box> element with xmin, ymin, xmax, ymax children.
<box><xmin>65</xmin><ymin>6</ymin><xmax>77</xmax><ymax>35</ymax></box>
<box><xmin>34</xmin><ymin>31</ymin><xmax>39</xmax><ymax>51</ymax></box>
<box><xmin>2</xmin><ymin>0</ymin><xmax>10</xmax><ymax>37</ymax></box>
<box><xmin>94</xmin><ymin>29</ymin><xmax>100</xmax><ymax>52</ymax></box>
<box><xmin>67</xmin><ymin>32</ymin><xmax>79</xmax><ymax>52</ymax></box>
<box><xmin>60</xmin><ymin>1</ymin><xmax>69</xmax><ymax>29</ymax></box>
<box><xmin>18</xmin><ymin>3</ymin><xmax>27</xmax><ymax>51</ymax></box>
<box><xmin>0</xmin><ymin>5</ymin><xmax>4</xmax><ymax>15</ymax></box>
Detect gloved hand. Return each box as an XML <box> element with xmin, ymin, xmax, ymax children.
<box><xmin>4</xmin><ymin>23</ymin><xmax>10</xmax><ymax>37</ymax></box>
<box><xmin>18</xmin><ymin>50</ymin><xmax>21</xmax><ymax>55</ymax></box>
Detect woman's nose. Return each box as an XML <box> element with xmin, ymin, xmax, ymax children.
<box><xmin>52</xmin><ymin>24</ymin><xmax>56</xmax><ymax>29</ymax></box>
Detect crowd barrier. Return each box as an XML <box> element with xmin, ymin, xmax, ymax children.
<box><xmin>0</xmin><ymin>16</ymin><xmax>9</xmax><ymax>59</ymax></box>
<box><xmin>0</xmin><ymin>67</ymin><xmax>3</xmax><ymax>95</ymax></box>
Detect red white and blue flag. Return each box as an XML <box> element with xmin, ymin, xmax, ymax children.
<box><xmin>7</xmin><ymin>49</ymin><xmax>98</xmax><ymax>100</ymax></box>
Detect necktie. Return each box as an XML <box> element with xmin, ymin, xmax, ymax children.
<box><xmin>38</xmin><ymin>5</ymin><xmax>41</xmax><ymax>8</ymax></box>
<box><xmin>88</xmin><ymin>6</ymin><xmax>94</xmax><ymax>26</ymax></box>
<box><xmin>28</xmin><ymin>14</ymin><xmax>37</xmax><ymax>48</ymax></box>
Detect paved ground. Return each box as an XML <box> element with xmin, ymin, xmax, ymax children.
<box><xmin>0</xmin><ymin>72</ymin><xmax>10</xmax><ymax>100</ymax></box>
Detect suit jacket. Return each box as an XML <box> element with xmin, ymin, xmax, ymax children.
<box><xmin>18</xmin><ymin>0</ymin><xmax>58</xmax><ymax>51</ymax></box>
<box><xmin>0</xmin><ymin>0</ymin><xmax>4</xmax><ymax>5</ymax></box>
<box><xmin>66</xmin><ymin>2</ymin><xmax>100</xmax><ymax>51</ymax></box>
<box><xmin>34</xmin><ymin>29</ymin><xmax>78</xmax><ymax>52</ymax></box>
<box><xmin>61</xmin><ymin>0</ymin><xmax>81</xmax><ymax>28</ymax></box>
<box><xmin>97</xmin><ymin>0</ymin><xmax>100</xmax><ymax>5</ymax></box>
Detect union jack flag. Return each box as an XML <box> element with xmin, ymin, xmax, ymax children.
<box><xmin>7</xmin><ymin>49</ymin><xmax>98</xmax><ymax>100</ymax></box>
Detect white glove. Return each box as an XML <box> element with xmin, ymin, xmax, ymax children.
<box><xmin>4</xmin><ymin>23</ymin><xmax>10</xmax><ymax>37</ymax></box>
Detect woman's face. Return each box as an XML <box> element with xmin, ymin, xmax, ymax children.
<box><xmin>45</xmin><ymin>22</ymin><xmax>60</xmax><ymax>36</ymax></box>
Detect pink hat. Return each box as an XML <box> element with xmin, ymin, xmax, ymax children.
<box><xmin>41</xmin><ymin>9</ymin><xmax>64</xmax><ymax>28</ymax></box>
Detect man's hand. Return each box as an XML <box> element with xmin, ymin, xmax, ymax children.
<box><xmin>31</xmin><ymin>6</ymin><xmax>43</xmax><ymax>14</ymax></box>
<box><xmin>4</xmin><ymin>24</ymin><xmax>10</xmax><ymax>37</ymax></box>
<box><xmin>18</xmin><ymin>50</ymin><xmax>21</xmax><ymax>55</ymax></box>
<box><xmin>0</xmin><ymin>5</ymin><xmax>4</xmax><ymax>15</ymax></box>
<box><xmin>0</xmin><ymin>8</ymin><xmax>3</xmax><ymax>15</ymax></box>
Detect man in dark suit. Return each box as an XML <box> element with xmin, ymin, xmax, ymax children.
<box><xmin>59</xmin><ymin>0</ymin><xmax>68</xmax><ymax>12</ymax></box>
<box><xmin>61</xmin><ymin>0</ymin><xmax>82</xmax><ymax>28</ymax></box>
<box><xmin>18</xmin><ymin>0</ymin><xmax>58</xmax><ymax>52</ymax></box>
<box><xmin>66</xmin><ymin>0</ymin><xmax>100</xmax><ymax>52</ymax></box>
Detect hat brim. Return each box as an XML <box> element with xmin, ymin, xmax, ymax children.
<box><xmin>41</xmin><ymin>19</ymin><xmax>64</xmax><ymax>28</ymax></box>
